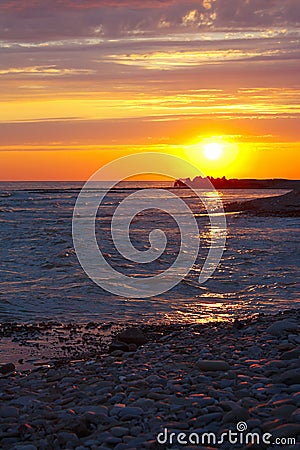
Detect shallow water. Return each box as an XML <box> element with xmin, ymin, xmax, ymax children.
<box><xmin>0</xmin><ymin>183</ymin><xmax>299</xmax><ymax>323</ymax></box>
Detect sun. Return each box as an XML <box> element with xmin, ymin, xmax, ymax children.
<box><xmin>203</xmin><ymin>142</ymin><xmax>223</xmax><ymax>160</ymax></box>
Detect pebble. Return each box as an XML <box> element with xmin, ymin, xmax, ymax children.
<box><xmin>266</xmin><ymin>319</ymin><xmax>298</xmax><ymax>336</ymax></box>
<box><xmin>57</xmin><ymin>431</ymin><xmax>80</xmax><ymax>446</ymax></box>
<box><xmin>118</xmin><ymin>406</ymin><xmax>143</xmax><ymax>418</ymax></box>
<box><xmin>0</xmin><ymin>310</ymin><xmax>299</xmax><ymax>449</ymax></box>
<box><xmin>273</xmin><ymin>404</ymin><xmax>297</xmax><ymax>418</ymax></box>
<box><xmin>0</xmin><ymin>406</ymin><xmax>19</xmax><ymax>418</ymax></box>
<box><xmin>109</xmin><ymin>341</ymin><xmax>130</xmax><ymax>353</ymax></box>
<box><xmin>189</xmin><ymin>395</ymin><xmax>215</xmax><ymax>407</ymax></box>
<box><xmin>197</xmin><ymin>360</ymin><xmax>230</xmax><ymax>371</ymax></box>
<box><xmin>276</xmin><ymin>368</ymin><xmax>300</xmax><ymax>385</ymax></box>
<box><xmin>198</xmin><ymin>412</ymin><xmax>223</xmax><ymax>425</ymax></box>
<box><xmin>223</xmin><ymin>406</ymin><xmax>250</xmax><ymax>422</ymax></box>
<box><xmin>0</xmin><ymin>362</ymin><xmax>16</xmax><ymax>374</ymax></box>
<box><xmin>281</xmin><ymin>348</ymin><xmax>300</xmax><ymax>360</ymax></box>
<box><xmin>271</xmin><ymin>423</ymin><xmax>300</xmax><ymax>438</ymax></box>
<box><xmin>291</xmin><ymin>408</ymin><xmax>300</xmax><ymax>423</ymax></box>
<box><xmin>14</xmin><ymin>446</ymin><xmax>37</xmax><ymax>450</ymax></box>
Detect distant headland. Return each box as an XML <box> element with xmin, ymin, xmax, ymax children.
<box><xmin>174</xmin><ymin>176</ymin><xmax>300</xmax><ymax>190</ymax></box>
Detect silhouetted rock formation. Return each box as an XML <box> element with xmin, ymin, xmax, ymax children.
<box><xmin>174</xmin><ymin>177</ymin><xmax>300</xmax><ymax>190</ymax></box>
<box><xmin>174</xmin><ymin>179</ymin><xmax>189</xmax><ymax>188</ymax></box>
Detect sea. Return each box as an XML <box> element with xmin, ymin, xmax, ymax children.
<box><xmin>0</xmin><ymin>182</ymin><xmax>299</xmax><ymax>324</ymax></box>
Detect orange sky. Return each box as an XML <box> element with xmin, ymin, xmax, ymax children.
<box><xmin>0</xmin><ymin>0</ymin><xmax>299</xmax><ymax>180</ymax></box>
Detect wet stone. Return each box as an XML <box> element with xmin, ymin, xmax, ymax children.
<box><xmin>197</xmin><ymin>360</ymin><xmax>230</xmax><ymax>371</ymax></box>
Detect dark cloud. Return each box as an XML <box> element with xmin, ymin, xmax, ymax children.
<box><xmin>0</xmin><ymin>0</ymin><xmax>299</xmax><ymax>41</ymax></box>
<box><xmin>0</xmin><ymin>0</ymin><xmax>181</xmax><ymax>10</ymax></box>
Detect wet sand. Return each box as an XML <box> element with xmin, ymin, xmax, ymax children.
<box><xmin>0</xmin><ymin>320</ymin><xmax>203</xmax><ymax>371</ymax></box>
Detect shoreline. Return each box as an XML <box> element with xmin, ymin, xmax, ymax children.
<box><xmin>0</xmin><ymin>316</ymin><xmax>241</xmax><ymax>372</ymax></box>
<box><xmin>225</xmin><ymin>189</ymin><xmax>300</xmax><ymax>217</ymax></box>
<box><xmin>0</xmin><ymin>308</ymin><xmax>299</xmax><ymax>448</ymax></box>
<box><xmin>0</xmin><ymin>309</ymin><xmax>294</xmax><ymax>372</ymax></box>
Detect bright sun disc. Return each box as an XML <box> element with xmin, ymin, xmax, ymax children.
<box><xmin>203</xmin><ymin>143</ymin><xmax>223</xmax><ymax>160</ymax></box>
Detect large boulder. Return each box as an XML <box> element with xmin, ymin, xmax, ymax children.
<box><xmin>116</xmin><ymin>327</ymin><xmax>147</xmax><ymax>346</ymax></box>
<box><xmin>266</xmin><ymin>319</ymin><xmax>298</xmax><ymax>336</ymax></box>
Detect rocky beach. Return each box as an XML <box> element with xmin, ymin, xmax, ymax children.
<box><xmin>0</xmin><ymin>309</ymin><xmax>299</xmax><ymax>449</ymax></box>
<box><xmin>1</xmin><ymin>0</ymin><xmax>300</xmax><ymax>447</ymax></box>
<box><xmin>225</xmin><ymin>190</ymin><xmax>300</xmax><ymax>217</ymax></box>
<box><xmin>1</xmin><ymin>188</ymin><xmax>299</xmax><ymax>449</ymax></box>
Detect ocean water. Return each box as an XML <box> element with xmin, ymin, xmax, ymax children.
<box><xmin>0</xmin><ymin>182</ymin><xmax>299</xmax><ymax>324</ymax></box>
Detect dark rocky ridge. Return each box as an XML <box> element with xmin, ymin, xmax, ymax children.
<box><xmin>174</xmin><ymin>177</ymin><xmax>300</xmax><ymax>190</ymax></box>
<box><xmin>225</xmin><ymin>189</ymin><xmax>300</xmax><ymax>217</ymax></box>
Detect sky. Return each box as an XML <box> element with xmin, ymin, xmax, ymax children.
<box><xmin>0</xmin><ymin>0</ymin><xmax>299</xmax><ymax>180</ymax></box>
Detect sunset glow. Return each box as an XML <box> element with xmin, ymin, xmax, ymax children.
<box><xmin>203</xmin><ymin>143</ymin><xmax>223</xmax><ymax>161</ymax></box>
<box><xmin>0</xmin><ymin>1</ymin><xmax>299</xmax><ymax>180</ymax></box>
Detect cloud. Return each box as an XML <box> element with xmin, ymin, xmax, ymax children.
<box><xmin>0</xmin><ymin>0</ymin><xmax>299</xmax><ymax>41</ymax></box>
<box><xmin>0</xmin><ymin>65</ymin><xmax>94</xmax><ymax>76</ymax></box>
<box><xmin>0</xmin><ymin>1</ymin><xmax>179</xmax><ymax>10</ymax></box>
<box><xmin>108</xmin><ymin>47</ymin><xmax>296</xmax><ymax>70</ymax></box>
<box><xmin>0</xmin><ymin>0</ymin><xmax>298</xmax><ymax>132</ymax></box>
